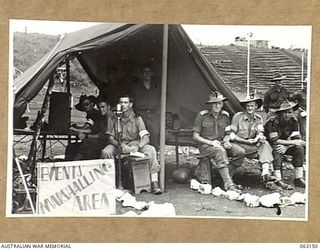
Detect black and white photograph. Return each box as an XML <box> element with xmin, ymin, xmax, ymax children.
<box><xmin>8</xmin><ymin>19</ymin><xmax>311</xmax><ymax>219</ymax></box>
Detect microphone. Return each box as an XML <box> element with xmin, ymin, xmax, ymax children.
<box><xmin>115</xmin><ymin>103</ymin><xmax>123</xmax><ymax>134</ymax></box>
<box><xmin>115</xmin><ymin>103</ymin><xmax>123</xmax><ymax>118</ymax></box>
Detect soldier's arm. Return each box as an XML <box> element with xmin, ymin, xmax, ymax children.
<box><xmin>193</xmin><ymin>131</ymin><xmax>210</xmax><ymax>145</ymax></box>
<box><xmin>266</xmin><ymin>123</ymin><xmax>301</xmax><ymax>147</ymax></box>
<box><xmin>139</xmin><ymin>134</ymin><xmax>150</xmax><ymax>148</ymax></box>
<box><xmin>136</xmin><ymin>116</ymin><xmax>150</xmax><ymax>148</ymax></box>
<box><xmin>105</xmin><ymin>117</ymin><xmax>117</xmax><ymax>146</ymax></box>
<box><xmin>254</xmin><ymin>120</ymin><xmax>266</xmax><ymax>142</ymax></box>
<box><xmin>229</xmin><ymin>113</ymin><xmax>252</xmax><ymax>144</ymax></box>
<box><xmin>192</xmin><ymin>112</ymin><xmax>220</xmax><ymax>146</ymax></box>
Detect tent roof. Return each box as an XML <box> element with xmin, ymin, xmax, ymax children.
<box><xmin>15</xmin><ymin>23</ymin><xmax>137</xmax><ymax>93</ymax></box>
<box><xmin>14</xmin><ymin>23</ymin><xmax>242</xmax><ymax>127</ymax></box>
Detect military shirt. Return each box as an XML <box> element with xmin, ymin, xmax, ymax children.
<box><xmin>106</xmin><ymin>109</ymin><xmax>148</xmax><ymax>143</ymax></box>
<box><xmin>193</xmin><ymin>110</ymin><xmax>230</xmax><ymax>141</ymax></box>
<box><xmin>263</xmin><ymin>85</ymin><xmax>290</xmax><ymax>112</ymax></box>
<box><xmin>86</xmin><ymin>108</ymin><xmax>102</xmax><ymax>126</ymax></box>
<box><xmin>264</xmin><ymin>116</ymin><xmax>300</xmax><ymax>143</ymax></box>
<box><xmin>132</xmin><ymin>79</ymin><xmax>160</xmax><ymax>110</ymax></box>
<box><xmin>230</xmin><ymin>111</ymin><xmax>264</xmax><ymax>139</ymax></box>
<box><xmin>91</xmin><ymin>111</ymin><xmax>114</xmax><ymax>140</ymax></box>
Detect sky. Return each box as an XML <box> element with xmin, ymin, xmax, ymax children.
<box><xmin>10</xmin><ymin>19</ymin><xmax>312</xmax><ymax>49</ymax></box>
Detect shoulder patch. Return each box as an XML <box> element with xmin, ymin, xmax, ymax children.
<box><xmin>255</xmin><ymin>113</ymin><xmax>263</xmax><ymax>120</ymax></box>
<box><xmin>234</xmin><ymin>111</ymin><xmax>243</xmax><ymax>116</ymax></box>
<box><xmin>200</xmin><ymin>110</ymin><xmax>209</xmax><ymax>116</ymax></box>
<box><xmin>221</xmin><ymin>110</ymin><xmax>230</xmax><ymax>117</ymax></box>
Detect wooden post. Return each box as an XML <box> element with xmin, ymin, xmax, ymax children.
<box><xmin>66</xmin><ymin>58</ymin><xmax>70</xmax><ymax>95</ymax></box>
<box><xmin>160</xmin><ymin>24</ymin><xmax>168</xmax><ymax>190</ymax></box>
<box><xmin>14</xmin><ymin>155</ymin><xmax>36</xmax><ymax>214</ymax></box>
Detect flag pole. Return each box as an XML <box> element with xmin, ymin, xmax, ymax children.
<box><xmin>246</xmin><ymin>32</ymin><xmax>253</xmax><ymax>97</ymax></box>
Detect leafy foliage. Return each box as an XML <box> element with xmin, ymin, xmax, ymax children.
<box><xmin>14</xmin><ymin>32</ymin><xmax>60</xmax><ymax>72</ymax></box>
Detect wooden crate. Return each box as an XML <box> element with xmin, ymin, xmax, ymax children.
<box><xmin>123</xmin><ymin>156</ymin><xmax>151</xmax><ymax>194</ymax></box>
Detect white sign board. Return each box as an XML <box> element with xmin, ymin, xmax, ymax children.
<box><xmin>37</xmin><ymin>159</ymin><xmax>116</xmax><ymax>216</ymax></box>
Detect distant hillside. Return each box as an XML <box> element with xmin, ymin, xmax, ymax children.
<box><xmin>13</xmin><ymin>32</ymin><xmax>94</xmax><ymax>87</ymax></box>
<box><xmin>14</xmin><ymin>32</ymin><xmax>60</xmax><ymax>72</ymax></box>
<box><xmin>13</xmin><ymin>32</ymin><xmax>97</xmax><ymax>125</ymax></box>
<box><xmin>198</xmin><ymin>45</ymin><xmax>307</xmax><ymax>94</ymax></box>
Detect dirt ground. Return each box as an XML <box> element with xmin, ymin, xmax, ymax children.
<box><xmin>12</xmin><ymin>141</ymin><xmax>306</xmax><ymax>220</ymax></box>
<box><xmin>115</xmin><ymin>152</ymin><xmax>306</xmax><ymax>219</ymax></box>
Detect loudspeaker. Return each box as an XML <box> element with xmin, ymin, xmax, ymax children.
<box><xmin>48</xmin><ymin>92</ymin><xmax>70</xmax><ymax>133</ymax></box>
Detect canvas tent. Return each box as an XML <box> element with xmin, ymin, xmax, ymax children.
<box><xmin>14</xmin><ymin>23</ymin><xmax>242</xmax><ymax>126</ymax></box>
<box><xmin>13</xmin><ymin>23</ymin><xmax>243</xmax><ymax>187</ymax></box>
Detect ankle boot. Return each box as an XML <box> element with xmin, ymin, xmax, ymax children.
<box><xmin>151</xmin><ymin>181</ymin><xmax>162</xmax><ymax>195</ymax></box>
<box><xmin>294</xmin><ymin>178</ymin><xmax>306</xmax><ymax>188</ymax></box>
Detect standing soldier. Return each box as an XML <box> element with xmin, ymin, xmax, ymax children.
<box><xmin>131</xmin><ymin>65</ymin><xmax>160</xmax><ymax>148</ymax></box>
<box><xmin>192</xmin><ymin>91</ymin><xmax>242</xmax><ymax>192</ymax></box>
<box><xmin>264</xmin><ymin>100</ymin><xmax>306</xmax><ymax>189</ymax></box>
<box><xmin>263</xmin><ymin>72</ymin><xmax>291</xmax><ymax>113</ymax></box>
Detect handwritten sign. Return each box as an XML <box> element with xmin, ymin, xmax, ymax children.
<box><xmin>37</xmin><ymin>159</ymin><xmax>116</xmax><ymax>216</ymax></box>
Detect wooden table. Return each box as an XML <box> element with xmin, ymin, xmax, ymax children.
<box><xmin>13</xmin><ymin>129</ymin><xmax>80</xmax><ymax>161</ymax></box>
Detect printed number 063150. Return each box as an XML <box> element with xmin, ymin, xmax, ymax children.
<box><xmin>300</xmin><ymin>244</ymin><xmax>318</xmax><ymax>249</ymax></box>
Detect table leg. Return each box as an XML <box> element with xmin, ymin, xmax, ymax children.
<box><xmin>175</xmin><ymin>135</ymin><xmax>179</xmax><ymax>167</ymax></box>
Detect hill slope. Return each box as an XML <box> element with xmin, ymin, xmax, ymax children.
<box><xmin>199</xmin><ymin>45</ymin><xmax>307</xmax><ymax>94</ymax></box>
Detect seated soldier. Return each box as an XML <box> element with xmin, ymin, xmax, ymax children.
<box><xmin>70</xmin><ymin>94</ymin><xmax>101</xmax><ymax>132</ymax></box>
<box><xmin>101</xmin><ymin>95</ymin><xmax>162</xmax><ymax>195</ymax></box>
<box><xmin>264</xmin><ymin>100</ymin><xmax>306</xmax><ymax>189</ymax></box>
<box><xmin>192</xmin><ymin>91</ymin><xmax>242</xmax><ymax>192</ymax></box>
<box><xmin>65</xmin><ymin>94</ymin><xmax>101</xmax><ymax>160</ymax></box>
<box><xmin>226</xmin><ymin>94</ymin><xmax>278</xmax><ymax>191</ymax></box>
<box><xmin>73</xmin><ymin>97</ymin><xmax>114</xmax><ymax>160</ymax></box>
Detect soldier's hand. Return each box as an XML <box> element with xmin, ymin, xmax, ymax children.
<box><xmin>210</xmin><ymin>140</ymin><xmax>221</xmax><ymax>148</ymax></box>
<box><xmin>248</xmin><ymin>138</ymin><xmax>257</xmax><ymax>145</ymax></box>
<box><xmin>259</xmin><ymin>135</ymin><xmax>266</xmax><ymax>141</ymax></box>
<box><xmin>223</xmin><ymin>141</ymin><xmax>232</xmax><ymax>149</ymax></box>
<box><xmin>121</xmin><ymin>143</ymin><xmax>131</xmax><ymax>154</ymax></box>
<box><xmin>275</xmin><ymin>145</ymin><xmax>288</xmax><ymax>154</ymax></box>
<box><xmin>129</xmin><ymin>145</ymin><xmax>139</xmax><ymax>153</ymax></box>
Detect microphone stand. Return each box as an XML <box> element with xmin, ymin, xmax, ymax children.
<box><xmin>115</xmin><ymin>104</ymin><xmax>124</xmax><ymax>190</ymax></box>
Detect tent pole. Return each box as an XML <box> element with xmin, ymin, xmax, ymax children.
<box><xmin>66</xmin><ymin>58</ymin><xmax>71</xmax><ymax>96</ymax></box>
<box><xmin>160</xmin><ymin>24</ymin><xmax>168</xmax><ymax>190</ymax></box>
